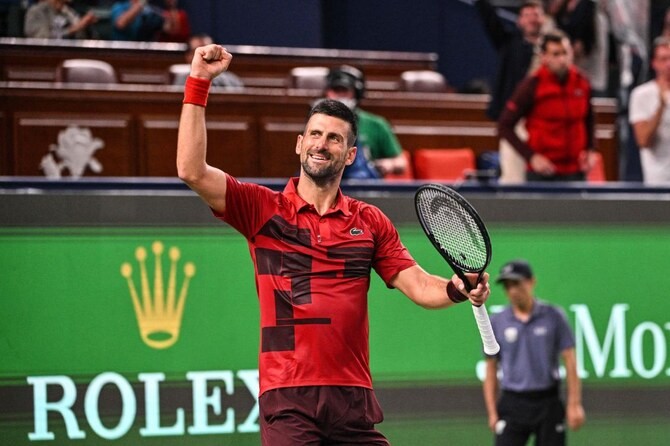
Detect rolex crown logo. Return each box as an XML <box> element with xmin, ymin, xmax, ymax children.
<box><xmin>120</xmin><ymin>241</ymin><xmax>196</xmax><ymax>349</ymax></box>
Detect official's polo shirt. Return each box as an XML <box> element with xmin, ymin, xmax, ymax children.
<box><xmin>488</xmin><ymin>299</ymin><xmax>575</xmax><ymax>392</ymax></box>
<box><xmin>217</xmin><ymin>176</ymin><xmax>417</xmax><ymax>395</ymax></box>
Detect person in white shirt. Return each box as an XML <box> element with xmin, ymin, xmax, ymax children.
<box><xmin>629</xmin><ymin>36</ymin><xmax>670</xmax><ymax>185</ymax></box>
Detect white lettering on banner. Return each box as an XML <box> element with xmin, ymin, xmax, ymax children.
<box><xmin>476</xmin><ymin>304</ymin><xmax>670</xmax><ymax>381</ymax></box>
<box><xmin>27</xmin><ymin>369</ymin><xmax>259</xmax><ymax>441</ymax></box>
<box><xmin>139</xmin><ymin>373</ymin><xmax>185</xmax><ymax>436</ymax></box>
<box><xmin>570</xmin><ymin>304</ymin><xmax>632</xmax><ymax>378</ymax></box>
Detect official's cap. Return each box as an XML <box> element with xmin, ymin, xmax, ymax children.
<box><xmin>496</xmin><ymin>259</ymin><xmax>533</xmax><ymax>283</ymax></box>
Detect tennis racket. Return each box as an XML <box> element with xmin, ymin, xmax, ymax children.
<box><xmin>414</xmin><ymin>183</ymin><xmax>500</xmax><ymax>355</ymax></box>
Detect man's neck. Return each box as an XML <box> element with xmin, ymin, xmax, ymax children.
<box><xmin>296</xmin><ymin>174</ymin><xmax>341</xmax><ymax>215</ymax></box>
<box><xmin>513</xmin><ymin>297</ymin><xmax>535</xmax><ymax>321</ymax></box>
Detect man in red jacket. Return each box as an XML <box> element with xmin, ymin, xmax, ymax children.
<box><xmin>498</xmin><ymin>30</ymin><xmax>598</xmax><ymax>181</ymax></box>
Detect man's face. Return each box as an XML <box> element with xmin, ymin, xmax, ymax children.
<box><xmin>186</xmin><ymin>37</ymin><xmax>213</xmax><ymax>63</ymax></box>
<box><xmin>542</xmin><ymin>39</ymin><xmax>571</xmax><ymax>79</ymax></box>
<box><xmin>501</xmin><ymin>278</ymin><xmax>535</xmax><ymax>306</ymax></box>
<box><xmin>325</xmin><ymin>87</ymin><xmax>357</xmax><ymax>111</ymax></box>
<box><xmin>652</xmin><ymin>44</ymin><xmax>670</xmax><ymax>82</ymax></box>
<box><xmin>517</xmin><ymin>5</ymin><xmax>544</xmax><ymax>39</ymax></box>
<box><xmin>296</xmin><ymin>113</ymin><xmax>356</xmax><ymax>184</ymax></box>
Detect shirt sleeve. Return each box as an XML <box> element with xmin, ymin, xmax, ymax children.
<box><xmin>629</xmin><ymin>85</ymin><xmax>655</xmax><ymax>124</ymax></box>
<box><xmin>24</xmin><ymin>7</ymin><xmax>49</xmax><ymax>38</ymax></box>
<box><xmin>365</xmin><ymin>205</ymin><xmax>417</xmax><ymax>286</ymax></box>
<box><xmin>212</xmin><ymin>175</ymin><xmax>276</xmax><ymax>239</ymax></box>
<box><xmin>475</xmin><ymin>0</ymin><xmax>514</xmax><ymax>50</ymax></box>
<box><xmin>375</xmin><ymin>117</ymin><xmax>403</xmax><ymax>158</ymax></box>
<box><xmin>497</xmin><ymin>76</ymin><xmax>538</xmax><ymax>161</ymax></box>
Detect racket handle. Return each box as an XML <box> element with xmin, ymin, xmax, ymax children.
<box><xmin>472</xmin><ymin>304</ymin><xmax>500</xmax><ymax>355</ymax></box>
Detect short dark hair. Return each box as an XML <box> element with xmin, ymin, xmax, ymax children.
<box><xmin>653</xmin><ymin>36</ymin><xmax>670</xmax><ymax>58</ymax></box>
<box><xmin>305</xmin><ymin>99</ymin><xmax>358</xmax><ymax>146</ymax></box>
<box><xmin>520</xmin><ymin>0</ymin><xmax>543</xmax><ymax>12</ymax></box>
<box><xmin>540</xmin><ymin>29</ymin><xmax>569</xmax><ymax>52</ymax></box>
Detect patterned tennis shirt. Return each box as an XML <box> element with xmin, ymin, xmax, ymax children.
<box><xmin>216</xmin><ymin>176</ymin><xmax>417</xmax><ymax>395</ymax></box>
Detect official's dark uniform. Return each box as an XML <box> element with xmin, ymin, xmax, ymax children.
<box><xmin>488</xmin><ymin>300</ymin><xmax>575</xmax><ymax>446</ymax></box>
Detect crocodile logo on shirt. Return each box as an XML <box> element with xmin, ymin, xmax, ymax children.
<box><xmin>350</xmin><ymin>228</ymin><xmax>364</xmax><ymax>236</ymax></box>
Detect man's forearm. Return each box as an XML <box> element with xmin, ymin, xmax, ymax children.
<box><xmin>177</xmin><ymin>104</ymin><xmax>208</xmax><ymax>183</ymax></box>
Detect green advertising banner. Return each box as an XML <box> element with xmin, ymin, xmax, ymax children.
<box><xmin>2</xmin><ymin>224</ymin><xmax>670</xmax><ymax>444</ymax></box>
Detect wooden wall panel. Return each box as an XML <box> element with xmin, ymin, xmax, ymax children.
<box><xmin>258</xmin><ymin>119</ymin><xmax>304</xmax><ymax>179</ymax></box>
<box><xmin>139</xmin><ymin>116</ymin><xmax>259</xmax><ymax>177</ymax></box>
<box><xmin>13</xmin><ymin>114</ymin><xmax>133</xmax><ymax>177</ymax></box>
<box><xmin>1</xmin><ymin>83</ymin><xmax>620</xmax><ymax>180</ymax></box>
<box><xmin>392</xmin><ymin>121</ymin><xmax>499</xmax><ymax>154</ymax></box>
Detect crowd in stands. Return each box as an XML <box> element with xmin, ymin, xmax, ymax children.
<box><xmin>14</xmin><ymin>0</ymin><xmax>191</xmax><ymax>42</ymax></box>
<box><xmin>1</xmin><ymin>0</ymin><xmax>669</xmax><ymax>184</ymax></box>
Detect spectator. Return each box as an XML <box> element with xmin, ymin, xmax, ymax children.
<box><xmin>550</xmin><ymin>0</ymin><xmax>597</xmax><ymax>74</ymax></box>
<box><xmin>498</xmin><ymin>30</ymin><xmax>598</xmax><ymax>182</ymax></box>
<box><xmin>177</xmin><ymin>43</ymin><xmax>491</xmax><ymax>444</ymax></box>
<box><xmin>171</xmin><ymin>33</ymin><xmax>244</xmax><ymax>90</ymax></box>
<box><xmin>157</xmin><ymin>0</ymin><xmax>189</xmax><ymax>42</ymax></box>
<box><xmin>629</xmin><ymin>36</ymin><xmax>670</xmax><ymax>185</ymax></box>
<box><xmin>24</xmin><ymin>0</ymin><xmax>97</xmax><ymax>39</ymax></box>
<box><xmin>483</xmin><ymin>259</ymin><xmax>585</xmax><ymax>445</ymax></box>
<box><xmin>475</xmin><ymin>0</ymin><xmax>548</xmax><ymax>183</ymax></box>
<box><xmin>661</xmin><ymin>7</ymin><xmax>670</xmax><ymax>40</ymax></box>
<box><xmin>324</xmin><ymin>65</ymin><xmax>407</xmax><ymax>179</ymax></box>
<box><xmin>110</xmin><ymin>0</ymin><xmax>163</xmax><ymax>41</ymax></box>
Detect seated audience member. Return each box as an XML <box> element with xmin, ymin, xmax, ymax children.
<box><xmin>629</xmin><ymin>37</ymin><xmax>670</xmax><ymax>185</ymax></box>
<box><xmin>158</xmin><ymin>0</ymin><xmax>190</xmax><ymax>42</ymax></box>
<box><xmin>498</xmin><ymin>30</ymin><xmax>598</xmax><ymax>182</ymax></box>
<box><xmin>110</xmin><ymin>0</ymin><xmax>163</xmax><ymax>41</ymax></box>
<box><xmin>324</xmin><ymin>65</ymin><xmax>407</xmax><ymax>179</ymax></box>
<box><xmin>172</xmin><ymin>33</ymin><xmax>244</xmax><ymax>90</ymax></box>
<box><xmin>24</xmin><ymin>0</ymin><xmax>97</xmax><ymax>39</ymax></box>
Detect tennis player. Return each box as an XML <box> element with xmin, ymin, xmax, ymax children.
<box><xmin>483</xmin><ymin>259</ymin><xmax>585</xmax><ymax>446</ymax></box>
<box><xmin>176</xmin><ymin>44</ymin><xmax>491</xmax><ymax>445</ymax></box>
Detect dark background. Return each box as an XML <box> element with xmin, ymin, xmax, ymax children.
<box><xmin>178</xmin><ymin>0</ymin><xmax>500</xmax><ymax>91</ymax></box>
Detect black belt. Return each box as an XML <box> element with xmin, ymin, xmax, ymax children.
<box><xmin>502</xmin><ymin>385</ymin><xmax>559</xmax><ymax>399</ymax></box>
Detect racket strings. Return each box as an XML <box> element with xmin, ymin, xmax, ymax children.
<box><xmin>417</xmin><ymin>189</ymin><xmax>488</xmax><ymax>271</ymax></box>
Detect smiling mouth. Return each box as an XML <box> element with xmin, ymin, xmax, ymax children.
<box><xmin>309</xmin><ymin>152</ymin><xmax>330</xmax><ymax>162</ymax></box>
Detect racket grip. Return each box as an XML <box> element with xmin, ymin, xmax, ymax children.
<box><xmin>472</xmin><ymin>304</ymin><xmax>500</xmax><ymax>355</ymax></box>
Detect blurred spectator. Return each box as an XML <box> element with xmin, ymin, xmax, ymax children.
<box><xmin>110</xmin><ymin>0</ymin><xmax>163</xmax><ymax>41</ymax></box>
<box><xmin>549</xmin><ymin>0</ymin><xmax>597</xmax><ymax>71</ymax></box>
<box><xmin>475</xmin><ymin>0</ymin><xmax>548</xmax><ymax>184</ymax></box>
<box><xmin>658</xmin><ymin>6</ymin><xmax>670</xmax><ymax>39</ymax></box>
<box><xmin>498</xmin><ymin>30</ymin><xmax>598</xmax><ymax>182</ymax></box>
<box><xmin>324</xmin><ymin>65</ymin><xmax>407</xmax><ymax>179</ymax></box>
<box><xmin>157</xmin><ymin>0</ymin><xmax>189</xmax><ymax>42</ymax></box>
<box><xmin>629</xmin><ymin>37</ymin><xmax>670</xmax><ymax>185</ymax></box>
<box><xmin>24</xmin><ymin>0</ymin><xmax>97</xmax><ymax>39</ymax></box>
<box><xmin>171</xmin><ymin>33</ymin><xmax>244</xmax><ymax>90</ymax></box>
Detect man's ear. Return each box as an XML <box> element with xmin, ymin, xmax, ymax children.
<box><xmin>295</xmin><ymin>134</ymin><xmax>303</xmax><ymax>155</ymax></box>
<box><xmin>345</xmin><ymin>146</ymin><xmax>357</xmax><ymax>166</ymax></box>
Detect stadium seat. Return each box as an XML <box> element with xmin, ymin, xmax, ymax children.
<box><xmin>400</xmin><ymin>70</ymin><xmax>448</xmax><ymax>93</ymax></box>
<box><xmin>288</xmin><ymin>66</ymin><xmax>329</xmax><ymax>89</ymax></box>
<box><xmin>55</xmin><ymin>59</ymin><xmax>118</xmax><ymax>84</ymax></box>
<box><xmin>383</xmin><ymin>150</ymin><xmax>414</xmax><ymax>180</ymax></box>
<box><xmin>587</xmin><ymin>151</ymin><xmax>606</xmax><ymax>182</ymax></box>
<box><xmin>167</xmin><ymin>63</ymin><xmax>191</xmax><ymax>85</ymax></box>
<box><xmin>413</xmin><ymin>148</ymin><xmax>476</xmax><ymax>181</ymax></box>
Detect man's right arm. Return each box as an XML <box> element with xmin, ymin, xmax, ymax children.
<box><xmin>630</xmin><ymin>86</ymin><xmax>667</xmax><ymax>149</ymax></box>
<box><xmin>176</xmin><ymin>44</ymin><xmax>233</xmax><ymax>214</ymax></box>
<box><xmin>483</xmin><ymin>357</ymin><xmax>499</xmax><ymax>431</ymax></box>
<box><xmin>475</xmin><ymin>0</ymin><xmax>512</xmax><ymax>50</ymax></box>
